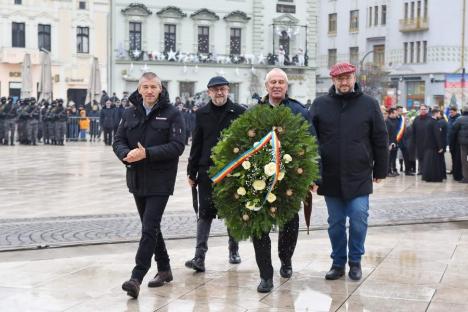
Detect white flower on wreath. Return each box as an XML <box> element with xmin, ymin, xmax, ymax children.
<box><xmin>278</xmin><ymin>171</ymin><xmax>285</xmax><ymax>181</ymax></box>
<box><xmin>242</xmin><ymin>161</ymin><xmax>251</xmax><ymax>170</ymax></box>
<box><xmin>283</xmin><ymin>154</ymin><xmax>292</xmax><ymax>163</ymax></box>
<box><xmin>245</xmin><ymin>201</ymin><xmax>261</xmax><ymax>211</ymax></box>
<box><xmin>253</xmin><ymin>180</ymin><xmax>266</xmax><ymax>191</ymax></box>
<box><xmin>237</xmin><ymin>187</ymin><xmax>246</xmax><ymax>196</ymax></box>
<box><xmin>266</xmin><ymin>192</ymin><xmax>277</xmax><ymax>203</ymax></box>
<box><xmin>264</xmin><ymin>162</ymin><xmax>277</xmax><ymax>176</ymax></box>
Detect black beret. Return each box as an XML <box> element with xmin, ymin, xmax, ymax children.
<box><xmin>207</xmin><ymin>76</ymin><xmax>229</xmax><ymax>88</ymax></box>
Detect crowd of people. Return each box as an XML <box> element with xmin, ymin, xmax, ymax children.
<box><xmin>382</xmin><ymin>103</ymin><xmax>468</xmax><ymax>183</ymax></box>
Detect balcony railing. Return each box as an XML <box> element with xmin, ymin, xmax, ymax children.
<box><xmin>399</xmin><ymin>17</ymin><xmax>429</xmax><ymax>32</ymax></box>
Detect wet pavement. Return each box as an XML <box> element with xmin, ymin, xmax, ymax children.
<box><xmin>0</xmin><ymin>143</ymin><xmax>467</xmax><ymax>250</ymax></box>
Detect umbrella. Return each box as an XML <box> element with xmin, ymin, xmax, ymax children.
<box><xmin>86</xmin><ymin>57</ymin><xmax>102</xmax><ymax>104</ymax></box>
<box><xmin>192</xmin><ymin>184</ymin><xmax>199</xmax><ymax>217</ymax></box>
<box><xmin>38</xmin><ymin>52</ymin><xmax>52</xmax><ymax>102</ymax></box>
<box><xmin>20</xmin><ymin>53</ymin><xmax>33</xmax><ymax>98</ymax></box>
<box><xmin>303</xmin><ymin>190</ymin><xmax>313</xmax><ymax>234</ymax></box>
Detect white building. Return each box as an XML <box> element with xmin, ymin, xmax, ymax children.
<box><xmin>109</xmin><ymin>0</ymin><xmax>318</xmax><ymax>105</ymax></box>
<box><xmin>0</xmin><ymin>0</ymin><xmax>109</xmax><ymax>104</ymax></box>
<box><xmin>316</xmin><ymin>0</ymin><xmax>468</xmax><ymax>109</ymax></box>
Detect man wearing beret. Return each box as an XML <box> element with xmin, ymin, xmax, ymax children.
<box><xmin>310</xmin><ymin>62</ymin><xmax>388</xmax><ymax>281</ymax></box>
<box><xmin>186</xmin><ymin>76</ymin><xmax>245</xmax><ymax>272</ymax></box>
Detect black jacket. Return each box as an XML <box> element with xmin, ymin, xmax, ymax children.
<box><xmin>310</xmin><ymin>84</ymin><xmax>388</xmax><ymax>200</ymax></box>
<box><xmin>385</xmin><ymin>117</ymin><xmax>399</xmax><ymax>145</ymax></box>
<box><xmin>451</xmin><ymin>113</ymin><xmax>468</xmax><ymax>146</ymax></box>
<box><xmin>411</xmin><ymin>114</ymin><xmax>431</xmax><ymax>159</ymax></box>
<box><xmin>100</xmin><ymin>107</ymin><xmax>115</xmax><ymax>129</ymax></box>
<box><xmin>187</xmin><ymin>99</ymin><xmax>245</xmax><ymax>179</ymax></box>
<box><xmin>113</xmin><ymin>88</ymin><xmax>186</xmax><ymax>196</ymax></box>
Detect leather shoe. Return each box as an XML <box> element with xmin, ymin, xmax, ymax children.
<box><xmin>280</xmin><ymin>262</ymin><xmax>293</xmax><ymax>278</ymax></box>
<box><xmin>325</xmin><ymin>266</ymin><xmax>345</xmax><ymax>280</ymax></box>
<box><xmin>122</xmin><ymin>278</ymin><xmax>140</xmax><ymax>298</ymax></box>
<box><xmin>147</xmin><ymin>270</ymin><xmax>173</xmax><ymax>287</ymax></box>
<box><xmin>185</xmin><ymin>257</ymin><xmax>205</xmax><ymax>272</ymax></box>
<box><xmin>257</xmin><ymin>278</ymin><xmax>273</xmax><ymax>293</ymax></box>
<box><xmin>405</xmin><ymin>171</ymin><xmax>415</xmax><ymax>176</ymax></box>
<box><xmin>348</xmin><ymin>262</ymin><xmax>362</xmax><ymax>281</ymax></box>
<box><xmin>229</xmin><ymin>250</ymin><xmax>241</xmax><ymax>264</ymax></box>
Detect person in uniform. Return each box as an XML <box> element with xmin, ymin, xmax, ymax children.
<box><xmin>4</xmin><ymin>97</ymin><xmax>17</xmax><ymax>145</ymax></box>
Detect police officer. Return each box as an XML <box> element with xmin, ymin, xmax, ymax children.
<box><xmin>114</xmin><ymin>72</ymin><xmax>185</xmax><ymax>298</ymax></box>
<box><xmin>17</xmin><ymin>99</ymin><xmax>30</xmax><ymax>144</ymax></box>
<box><xmin>41</xmin><ymin>101</ymin><xmax>50</xmax><ymax>144</ymax></box>
<box><xmin>48</xmin><ymin>101</ymin><xmax>57</xmax><ymax>144</ymax></box>
<box><xmin>0</xmin><ymin>97</ymin><xmax>6</xmax><ymax>145</ymax></box>
<box><xmin>27</xmin><ymin>98</ymin><xmax>40</xmax><ymax>145</ymax></box>
<box><xmin>253</xmin><ymin>68</ymin><xmax>315</xmax><ymax>293</ymax></box>
<box><xmin>55</xmin><ymin>99</ymin><xmax>67</xmax><ymax>145</ymax></box>
<box><xmin>4</xmin><ymin>97</ymin><xmax>17</xmax><ymax>145</ymax></box>
<box><xmin>185</xmin><ymin>76</ymin><xmax>245</xmax><ymax>273</ymax></box>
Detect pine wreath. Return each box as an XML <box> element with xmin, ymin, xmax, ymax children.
<box><xmin>209</xmin><ymin>105</ymin><xmax>320</xmax><ymax>241</ymax></box>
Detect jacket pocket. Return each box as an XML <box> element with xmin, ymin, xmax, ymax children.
<box><xmin>126</xmin><ymin>166</ymin><xmax>137</xmax><ymax>190</ymax></box>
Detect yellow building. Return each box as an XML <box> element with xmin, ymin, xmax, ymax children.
<box><xmin>0</xmin><ymin>0</ymin><xmax>109</xmax><ymax>105</ymax></box>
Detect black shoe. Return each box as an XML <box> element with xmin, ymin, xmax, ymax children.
<box><xmin>185</xmin><ymin>257</ymin><xmax>205</xmax><ymax>272</ymax></box>
<box><xmin>405</xmin><ymin>171</ymin><xmax>415</xmax><ymax>176</ymax></box>
<box><xmin>325</xmin><ymin>266</ymin><xmax>345</xmax><ymax>280</ymax></box>
<box><xmin>257</xmin><ymin>278</ymin><xmax>273</xmax><ymax>293</ymax></box>
<box><xmin>417</xmin><ymin>172</ymin><xmax>422</xmax><ymax>175</ymax></box>
<box><xmin>229</xmin><ymin>250</ymin><xmax>241</xmax><ymax>264</ymax></box>
<box><xmin>387</xmin><ymin>172</ymin><xmax>397</xmax><ymax>177</ymax></box>
<box><xmin>348</xmin><ymin>262</ymin><xmax>362</xmax><ymax>281</ymax></box>
<box><xmin>279</xmin><ymin>261</ymin><xmax>293</xmax><ymax>278</ymax></box>
<box><xmin>122</xmin><ymin>278</ymin><xmax>140</xmax><ymax>298</ymax></box>
<box><xmin>148</xmin><ymin>270</ymin><xmax>173</xmax><ymax>287</ymax></box>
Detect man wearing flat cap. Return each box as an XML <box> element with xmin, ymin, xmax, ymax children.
<box><xmin>310</xmin><ymin>62</ymin><xmax>388</xmax><ymax>281</ymax></box>
<box><xmin>186</xmin><ymin>76</ymin><xmax>246</xmax><ymax>272</ymax></box>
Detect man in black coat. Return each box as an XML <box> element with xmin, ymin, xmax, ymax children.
<box><xmin>186</xmin><ymin>76</ymin><xmax>245</xmax><ymax>273</ymax></box>
<box><xmin>310</xmin><ymin>62</ymin><xmax>388</xmax><ymax>281</ymax></box>
<box><xmin>113</xmin><ymin>72</ymin><xmax>185</xmax><ymax>298</ymax></box>
<box><xmin>411</xmin><ymin>104</ymin><xmax>431</xmax><ymax>174</ymax></box>
<box><xmin>385</xmin><ymin>108</ymin><xmax>399</xmax><ymax>177</ymax></box>
<box><xmin>100</xmin><ymin>100</ymin><xmax>115</xmax><ymax>145</ymax></box>
<box><xmin>422</xmin><ymin>107</ymin><xmax>446</xmax><ymax>182</ymax></box>
<box><xmin>450</xmin><ymin>104</ymin><xmax>468</xmax><ymax>183</ymax></box>
<box><xmin>252</xmin><ymin>68</ymin><xmax>315</xmax><ymax>293</ymax></box>
<box><xmin>447</xmin><ymin>106</ymin><xmax>462</xmax><ymax>180</ymax></box>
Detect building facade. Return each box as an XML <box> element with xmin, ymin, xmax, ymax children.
<box><xmin>316</xmin><ymin>0</ymin><xmax>468</xmax><ymax>109</ymax></box>
<box><xmin>0</xmin><ymin>0</ymin><xmax>109</xmax><ymax>105</ymax></box>
<box><xmin>109</xmin><ymin>0</ymin><xmax>318</xmax><ymax>105</ymax></box>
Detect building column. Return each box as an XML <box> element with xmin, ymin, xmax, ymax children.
<box><xmin>252</xmin><ymin>0</ymin><xmax>265</xmax><ymax>56</ymax></box>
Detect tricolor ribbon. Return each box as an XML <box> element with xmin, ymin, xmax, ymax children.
<box><xmin>396</xmin><ymin>116</ymin><xmax>406</xmax><ymax>143</ymax></box>
<box><xmin>211</xmin><ymin>128</ymin><xmax>282</xmax><ymax>204</ymax></box>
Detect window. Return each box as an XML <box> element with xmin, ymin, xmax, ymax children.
<box><xmin>79</xmin><ymin>1</ymin><xmax>86</xmax><ymax>9</ymax></box>
<box><xmin>374</xmin><ymin>6</ymin><xmax>378</xmax><ymax>26</ymax></box>
<box><xmin>381</xmin><ymin>5</ymin><xmax>387</xmax><ymax>25</ymax></box>
<box><xmin>410</xmin><ymin>42</ymin><xmax>414</xmax><ymax>63</ymax></box>
<box><xmin>38</xmin><ymin>24</ymin><xmax>51</xmax><ymax>52</ymax></box>
<box><xmin>164</xmin><ymin>24</ymin><xmax>176</xmax><ymax>53</ymax></box>
<box><xmin>12</xmin><ymin>22</ymin><xmax>25</xmax><ymax>48</ymax></box>
<box><xmin>129</xmin><ymin>22</ymin><xmax>141</xmax><ymax>51</ymax></box>
<box><xmin>369</xmin><ymin>7</ymin><xmax>372</xmax><ymax>26</ymax></box>
<box><xmin>14</xmin><ymin>0</ymin><xmax>22</xmax><ymax>4</ymax></box>
<box><xmin>198</xmin><ymin>26</ymin><xmax>209</xmax><ymax>53</ymax></box>
<box><xmin>373</xmin><ymin>44</ymin><xmax>385</xmax><ymax>66</ymax></box>
<box><xmin>328</xmin><ymin>13</ymin><xmax>337</xmax><ymax>34</ymax></box>
<box><xmin>424</xmin><ymin>0</ymin><xmax>428</xmax><ymax>18</ymax></box>
<box><xmin>417</xmin><ymin>1</ymin><xmax>421</xmax><ymax>18</ymax></box>
<box><xmin>328</xmin><ymin>49</ymin><xmax>337</xmax><ymax>68</ymax></box>
<box><xmin>76</xmin><ymin>26</ymin><xmax>89</xmax><ymax>53</ymax></box>
<box><xmin>416</xmin><ymin>41</ymin><xmax>421</xmax><ymax>63</ymax></box>
<box><xmin>279</xmin><ymin>30</ymin><xmax>290</xmax><ymax>55</ymax></box>
<box><xmin>230</xmin><ymin>28</ymin><xmax>241</xmax><ymax>55</ymax></box>
<box><xmin>404</xmin><ymin>3</ymin><xmax>408</xmax><ymax>19</ymax></box>
<box><xmin>276</xmin><ymin>4</ymin><xmax>296</xmax><ymax>13</ymax></box>
<box><xmin>410</xmin><ymin>2</ymin><xmax>415</xmax><ymax>19</ymax></box>
<box><xmin>350</xmin><ymin>47</ymin><xmax>359</xmax><ymax>65</ymax></box>
<box><xmin>404</xmin><ymin>42</ymin><xmax>408</xmax><ymax>63</ymax></box>
<box><xmin>423</xmin><ymin>40</ymin><xmax>427</xmax><ymax>62</ymax></box>
<box><xmin>349</xmin><ymin>10</ymin><xmax>359</xmax><ymax>31</ymax></box>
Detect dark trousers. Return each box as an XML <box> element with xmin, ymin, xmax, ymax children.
<box><xmin>399</xmin><ymin>143</ymin><xmax>411</xmax><ymax>172</ymax></box>
<box><xmin>389</xmin><ymin>146</ymin><xmax>398</xmax><ymax>172</ymax></box>
<box><xmin>252</xmin><ymin>213</ymin><xmax>299</xmax><ymax>280</ymax></box>
<box><xmin>195</xmin><ymin>217</ymin><xmax>238</xmax><ymax>258</ymax></box>
<box><xmin>131</xmin><ymin>195</ymin><xmax>170</xmax><ymax>283</ymax></box>
<box><xmin>103</xmin><ymin>127</ymin><xmax>113</xmax><ymax>145</ymax></box>
<box><xmin>451</xmin><ymin>144</ymin><xmax>463</xmax><ymax>181</ymax></box>
<box><xmin>461</xmin><ymin>144</ymin><xmax>468</xmax><ymax>182</ymax></box>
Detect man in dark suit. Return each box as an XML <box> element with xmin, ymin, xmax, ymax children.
<box><xmin>113</xmin><ymin>72</ymin><xmax>185</xmax><ymax>298</ymax></box>
<box><xmin>186</xmin><ymin>76</ymin><xmax>245</xmax><ymax>272</ymax></box>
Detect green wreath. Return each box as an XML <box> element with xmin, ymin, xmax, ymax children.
<box><xmin>209</xmin><ymin>105</ymin><xmax>320</xmax><ymax>241</ymax></box>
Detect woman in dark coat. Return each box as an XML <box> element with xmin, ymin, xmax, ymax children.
<box><xmin>422</xmin><ymin>107</ymin><xmax>446</xmax><ymax>182</ymax></box>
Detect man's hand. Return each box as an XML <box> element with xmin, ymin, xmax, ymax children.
<box><xmin>310</xmin><ymin>183</ymin><xmax>319</xmax><ymax>193</ymax></box>
<box><xmin>123</xmin><ymin>142</ymin><xmax>146</xmax><ymax>163</ymax></box>
<box><xmin>438</xmin><ymin>148</ymin><xmax>444</xmax><ymax>154</ymax></box>
<box><xmin>373</xmin><ymin>178</ymin><xmax>383</xmax><ymax>183</ymax></box>
<box><xmin>188</xmin><ymin>176</ymin><xmax>196</xmax><ymax>187</ymax></box>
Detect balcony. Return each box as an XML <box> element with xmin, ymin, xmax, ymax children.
<box><xmin>399</xmin><ymin>17</ymin><xmax>429</xmax><ymax>32</ymax></box>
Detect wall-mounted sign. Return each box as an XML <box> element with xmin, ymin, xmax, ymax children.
<box><xmin>9</xmin><ymin>72</ymin><xmax>21</xmax><ymax>78</ymax></box>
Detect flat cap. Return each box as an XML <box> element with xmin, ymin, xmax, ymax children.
<box><xmin>330</xmin><ymin>62</ymin><xmax>356</xmax><ymax>77</ymax></box>
<box><xmin>207</xmin><ymin>76</ymin><xmax>229</xmax><ymax>88</ymax></box>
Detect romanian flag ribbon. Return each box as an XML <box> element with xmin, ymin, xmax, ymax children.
<box><xmin>396</xmin><ymin>116</ymin><xmax>406</xmax><ymax>143</ymax></box>
<box><xmin>211</xmin><ymin>128</ymin><xmax>282</xmax><ymax>201</ymax></box>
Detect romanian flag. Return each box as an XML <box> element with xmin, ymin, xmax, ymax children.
<box><xmin>396</xmin><ymin>116</ymin><xmax>406</xmax><ymax>143</ymax></box>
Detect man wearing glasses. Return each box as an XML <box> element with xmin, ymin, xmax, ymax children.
<box><xmin>310</xmin><ymin>62</ymin><xmax>388</xmax><ymax>282</ymax></box>
<box><xmin>186</xmin><ymin>76</ymin><xmax>245</xmax><ymax>272</ymax></box>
